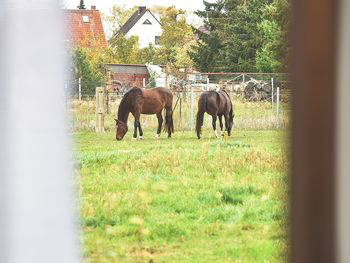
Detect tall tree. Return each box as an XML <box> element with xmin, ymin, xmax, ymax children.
<box><xmin>103</xmin><ymin>6</ymin><xmax>138</xmax><ymax>39</ymax></box>
<box><xmin>189</xmin><ymin>1</ymin><xmax>225</xmax><ymax>72</ymax></box>
<box><xmin>190</xmin><ymin>0</ymin><xmax>290</xmax><ymax>73</ymax></box>
<box><xmin>109</xmin><ymin>34</ymin><xmax>140</xmax><ymax>64</ymax></box>
<box><xmin>157</xmin><ymin>7</ymin><xmax>196</xmax><ymax>72</ymax></box>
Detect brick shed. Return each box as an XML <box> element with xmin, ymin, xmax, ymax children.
<box><xmin>105</xmin><ymin>64</ymin><xmax>150</xmax><ymax>91</ymax></box>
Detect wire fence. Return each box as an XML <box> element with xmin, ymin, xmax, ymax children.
<box><xmin>67</xmin><ymin>73</ymin><xmax>291</xmax><ymax>133</ymax></box>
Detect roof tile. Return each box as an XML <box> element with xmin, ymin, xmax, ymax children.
<box><xmin>63</xmin><ymin>7</ymin><xmax>107</xmax><ymax>48</ymax></box>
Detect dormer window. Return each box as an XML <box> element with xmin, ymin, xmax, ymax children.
<box><xmin>82</xmin><ymin>16</ymin><xmax>90</xmax><ymax>23</ymax></box>
<box><xmin>143</xmin><ymin>19</ymin><xmax>152</xmax><ymax>25</ymax></box>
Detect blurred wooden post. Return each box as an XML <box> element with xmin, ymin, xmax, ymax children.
<box><xmin>291</xmin><ymin>0</ymin><xmax>337</xmax><ymax>261</ymax></box>
<box><xmin>143</xmin><ymin>78</ymin><xmax>146</xmax><ymax>87</ymax></box>
<box><xmin>206</xmin><ymin>77</ymin><xmax>209</xmax><ymax>90</ymax></box>
<box><xmin>95</xmin><ymin>87</ymin><xmax>105</xmax><ymax>133</ymax></box>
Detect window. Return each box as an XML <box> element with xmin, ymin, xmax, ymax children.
<box><xmin>155</xmin><ymin>36</ymin><xmax>160</xmax><ymax>45</ymax></box>
<box><xmin>82</xmin><ymin>16</ymin><xmax>90</xmax><ymax>23</ymax></box>
<box><xmin>143</xmin><ymin>19</ymin><xmax>152</xmax><ymax>25</ymax></box>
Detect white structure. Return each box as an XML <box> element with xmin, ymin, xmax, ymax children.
<box><xmin>115</xmin><ymin>6</ymin><xmax>162</xmax><ymax>48</ymax></box>
<box><xmin>0</xmin><ymin>1</ymin><xmax>79</xmax><ymax>262</ymax></box>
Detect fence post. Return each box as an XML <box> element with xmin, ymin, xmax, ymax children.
<box><xmin>78</xmin><ymin>77</ymin><xmax>82</xmax><ymax>101</ymax></box>
<box><xmin>96</xmin><ymin>87</ymin><xmax>105</xmax><ymax>133</ymax></box>
<box><xmin>190</xmin><ymin>85</ymin><xmax>194</xmax><ymax>130</ymax></box>
<box><xmin>105</xmin><ymin>81</ymin><xmax>109</xmax><ymax>114</ymax></box>
<box><xmin>179</xmin><ymin>92</ymin><xmax>183</xmax><ymax>129</ymax></box>
<box><xmin>207</xmin><ymin>77</ymin><xmax>210</xmax><ymax>90</ymax></box>
<box><xmin>276</xmin><ymin>86</ymin><xmax>280</xmax><ymax>129</ymax></box>
<box><xmin>242</xmin><ymin>73</ymin><xmax>245</xmax><ymax>86</ymax></box>
<box><xmin>271</xmin><ymin>77</ymin><xmax>274</xmax><ymax>107</ymax></box>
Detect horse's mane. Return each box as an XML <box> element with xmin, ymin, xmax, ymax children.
<box><xmin>219</xmin><ymin>89</ymin><xmax>230</xmax><ymax>98</ymax></box>
<box><xmin>117</xmin><ymin>87</ymin><xmax>142</xmax><ymax>121</ymax></box>
<box><xmin>124</xmin><ymin>87</ymin><xmax>139</xmax><ymax>98</ymax></box>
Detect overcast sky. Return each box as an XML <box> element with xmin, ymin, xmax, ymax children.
<box><xmin>63</xmin><ymin>0</ymin><xmax>210</xmax><ymax>37</ymax></box>
<box><xmin>63</xmin><ymin>0</ymin><xmax>208</xmax><ymax>13</ymax></box>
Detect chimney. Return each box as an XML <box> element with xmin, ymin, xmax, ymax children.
<box><xmin>138</xmin><ymin>6</ymin><xmax>146</xmax><ymax>13</ymax></box>
<box><xmin>91</xmin><ymin>5</ymin><xmax>96</xmax><ymax>10</ymax></box>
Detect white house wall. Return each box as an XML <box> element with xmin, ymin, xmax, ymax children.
<box><xmin>126</xmin><ymin>11</ymin><xmax>162</xmax><ymax>48</ymax></box>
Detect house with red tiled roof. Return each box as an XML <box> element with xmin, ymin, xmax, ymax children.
<box><xmin>64</xmin><ymin>5</ymin><xmax>107</xmax><ymax>48</ymax></box>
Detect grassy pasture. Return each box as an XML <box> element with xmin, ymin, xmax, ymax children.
<box><xmin>74</xmin><ymin>129</ymin><xmax>289</xmax><ymax>262</ymax></box>
<box><xmin>70</xmin><ymin>94</ymin><xmax>290</xmax><ymax>132</ymax></box>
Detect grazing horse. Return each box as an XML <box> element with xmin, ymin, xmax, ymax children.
<box><xmin>196</xmin><ymin>90</ymin><xmax>234</xmax><ymax>139</ymax></box>
<box><xmin>115</xmin><ymin>87</ymin><xmax>174</xmax><ymax>140</ymax></box>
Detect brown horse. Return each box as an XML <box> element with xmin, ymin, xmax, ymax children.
<box><xmin>196</xmin><ymin>90</ymin><xmax>234</xmax><ymax>139</ymax></box>
<box><xmin>115</xmin><ymin>87</ymin><xmax>174</xmax><ymax>140</ymax></box>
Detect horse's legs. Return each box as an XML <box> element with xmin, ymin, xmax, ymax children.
<box><xmin>133</xmin><ymin>119</ymin><xmax>138</xmax><ymax>139</ymax></box>
<box><xmin>224</xmin><ymin>114</ymin><xmax>231</xmax><ymax>136</ymax></box>
<box><xmin>138</xmin><ymin>120</ymin><xmax>143</xmax><ymax>139</ymax></box>
<box><xmin>165</xmin><ymin>108</ymin><xmax>173</xmax><ymax>138</ymax></box>
<box><xmin>133</xmin><ymin>112</ymin><xmax>141</xmax><ymax>140</ymax></box>
<box><xmin>218</xmin><ymin>115</ymin><xmax>224</xmax><ymax>135</ymax></box>
<box><xmin>156</xmin><ymin>112</ymin><xmax>163</xmax><ymax>137</ymax></box>
<box><xmin>212</xmin><ymin>114</ymin><xmax>219</xmax><ymax>138</ymax></box>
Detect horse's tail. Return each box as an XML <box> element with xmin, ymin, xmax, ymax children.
<box><xmin>229</xmin><ymin>101</ymin><xmax>234</xmax><ymax>121</ymax></box>
<box><xmin>169</xmin><ymin>111</ymin><xmax>174</xmax><ymax>133</ymax></box>
<box><xmin>196</xmin><ymin>95</ymin><xmax>207</xmax><ymax>139</ymax></box>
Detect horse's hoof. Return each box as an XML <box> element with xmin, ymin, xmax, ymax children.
<box><xmin>214</xmin><ymin>131</ymin><xmax>219</xmax><ymax>138</ymax></box>
<box><xmin>155</xmin><ymin>134</ymin><xmax>160</xmax><ymax>139</ymax></box>
<box><xmin>139</xmin><ymin>136</ymin><xmax>143</xmax><ymax>140</ymax></box>
<box><xmin>132</xmin><ymin>137</ymin><xmax>137</xmax><ymax>141</ymax></box>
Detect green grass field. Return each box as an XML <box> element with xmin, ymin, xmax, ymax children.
<box><xmin>70</xmin><ymin>96</ymin><xmax>290</xmax><ymax>132</ymax></box>
<box><xmin>74</xmin><ymin>128</ymin><xmax>289</xmax><ymax>262</ymax></box>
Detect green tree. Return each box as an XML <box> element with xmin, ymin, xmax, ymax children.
<box><xmin>138</xmin><ymin>45</ymin><xmax>162</xmax><ymax>65</ymax></box>
<box><xmin>189</xmin><ymin>1</ymin><xmax>225</xmax><ymax>72</ymax></box>
<box><xmin>109</xmin><ymin>34</ymin><xmax>140</xmax><ymax>64</ymax></box>
<box><xmin>71</xmin><ymin>48</ymin><xmax>102</xmax><ymax>95</ymax></box>
<box><xmin>256</xmin><ymin>19</ymin><xmax>282</xmax><ymax>72</ymax></box>
<box><xmin>103</xmin><ymin>6</ymin><xmax>138</xmax><ymax>39</ymax></box>
<box><xmin>157</xmin><ymin>7</ymin><xmax>196</xmax><ymax>72</ymax></box>
<box><xmin>255</xmin><ymin>0</ymin><xmax>290</xmax><ymax>72</ymax></box>
<box><xmin>191</xmin><ymin>0</ymin><xmax>291</xmax><ymax>73</ymax></box>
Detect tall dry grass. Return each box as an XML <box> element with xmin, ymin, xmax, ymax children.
<box><xmin>69</xmin><ymin>93</ymin><xmax>290</xmax><ymax>132</ymax></box>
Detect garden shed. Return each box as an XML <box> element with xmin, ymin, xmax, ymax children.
<box><xmin>105</xmin><ymin>64</ymin><xmax>150</xmax><ymax>91</ymax></box>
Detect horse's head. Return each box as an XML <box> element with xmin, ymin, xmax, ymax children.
<box><xmin>115</xmin><ymin>119</ymin><xmax>128</xmax><ymax>140</ymax></box>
